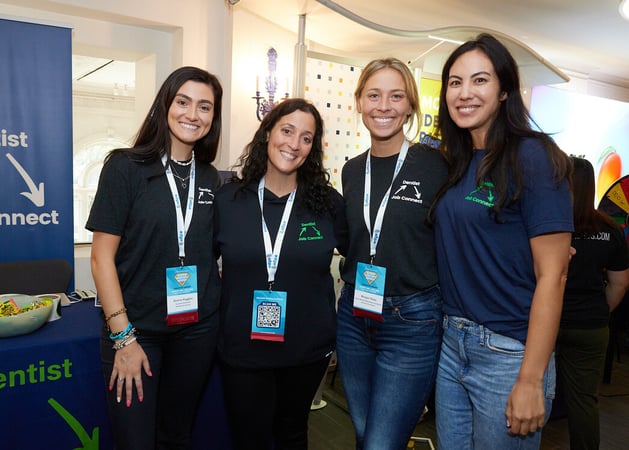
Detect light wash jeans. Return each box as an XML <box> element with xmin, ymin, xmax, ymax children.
<box><xmin>336</xmin><ymin>284</ymin><xmax>443</xmax><ymax>450</ymax></box>
<box><xmin>435</xmin><ymin>315</ymin><xmax>555</xmax><ymax>450</ymax></box>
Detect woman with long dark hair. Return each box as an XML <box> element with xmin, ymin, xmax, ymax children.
<box><xmin>557</xmin><ymin>156</ymin><xmax>629</xmax><ymax>450</ymax></box>
<box><xmin>432</xmin><ymin>34</ymin><xmax>573</xmax><ymax>449</ymax></box>
<box><xmin>87</xmin><ymin>66</ymin><xmax>223</xmax><ymax>450</ymax></box>
<box><xmin>214</xmin><ymin>98</ymin><xmax>347</xmax><ymax>449</ymax></box>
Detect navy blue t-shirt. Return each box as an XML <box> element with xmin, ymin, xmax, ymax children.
<box><xmin>434</xmin><ymin>138</ymin><xmax>573</xmax><ymax>343</ymax></box>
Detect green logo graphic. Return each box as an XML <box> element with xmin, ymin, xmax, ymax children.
<box><xmin>465</xmin><ymin>180</ymin><xmax>495</xmax><ymax>207</ymax></box>
<box><xmin>298</xmin><ymin>221</ymin><xmax>324</xmax><ymax>241</ymax></box>
<box><xmin>48</xmin><ymin>397</ymin><xmax>99</xmax><ymax>449</ymax></box>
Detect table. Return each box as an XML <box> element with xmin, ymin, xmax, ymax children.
<box><xmin>0</xmin><ymin>300</ymin><xmax>231</xmax><ymax>449</ymax></box>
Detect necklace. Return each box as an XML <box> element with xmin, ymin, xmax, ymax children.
<box><xmin>170</xmin><ymin>163</ymin><xmax>191</xmax><ymax>189</ymax></box>
<box><xmin>171</xmin><ymin>157</ymin><xmax>193</xmax><ymax>166</ymax></box>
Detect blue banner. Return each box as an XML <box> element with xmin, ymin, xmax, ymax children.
<box><xmin>0</xmin><ymin>19</ymin><xmax>73</xmax><ymax>271</ymax></box>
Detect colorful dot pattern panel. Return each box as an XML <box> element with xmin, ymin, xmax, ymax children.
<box><xmin>305</xmin><ymin>57</ymin><xmax>371</xmax><ymax>190</ymax></box>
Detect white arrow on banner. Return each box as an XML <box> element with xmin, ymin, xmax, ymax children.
<box><xmin>5</xmin><ymin>153</ymin><xmax>45</xmax><ymax>207</ymax></box>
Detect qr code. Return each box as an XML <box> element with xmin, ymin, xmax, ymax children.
<box><xmin>257</xmin><ymin>303</ymin><xmax>280</xmax><ymax>328</ymax></box>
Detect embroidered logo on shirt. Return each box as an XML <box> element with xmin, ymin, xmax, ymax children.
<box><xmin>197</xmin><ymin>187</ymin><xmax>214</xmax><ymax>205</ymax></box>
<box><xmin>298</xmin><ymin>221</ymin><xmax>324</xmax><ymax>241</ymax></box>
<box><xmin>390</xmin><ymin>180</ymin><xmax>424</xmax><ymax>204</ymax></box>
<box><xmin>464</xmin><ymin>181</ymin><xmax>495</xmax><ymax>207</ymax></box>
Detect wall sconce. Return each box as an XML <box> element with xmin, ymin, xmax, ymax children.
<box><xmin>252</xmin><ymin>47</ymin><xmax>289</xmax><ymax>121</ymax></box>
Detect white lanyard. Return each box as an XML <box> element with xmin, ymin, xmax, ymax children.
<box><xmin>363</xmin><ymin>141</ymin><xmax>409</xmax><ymax>260</ymax></box>
<box><xmin>258</xmin><ymin>177</ymin><xmax>296</xmax><ymax>289</ymax></box>
<box><xmin>162</xmin><ymin>153</ymin><xmax>196</xmax><ymax>264</ymax></box>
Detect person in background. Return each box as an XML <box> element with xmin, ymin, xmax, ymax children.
<box><xmin>87</xmin><ymin>66</ymin><xmax>223</xmax><ymax>450</ymax></box>
<box><xmin>336</xmin><ymin>57</ymin><xmax>447</xmax><ymax>450</ymax></box>
<box><xmin>214</xmin><ymin>98</ymin><xmax>348</xmax><ymax>450</ymax></box>
<box><xmin>556</xmin><ymin>156</ymin><xmax>629</xmax><ymax>450</ymax></box>
<box><xmin>432</xmin><ymin>33</ymin><xmax>573</xmax><ymax>449</ymax></box>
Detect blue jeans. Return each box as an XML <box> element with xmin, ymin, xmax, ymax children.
<box><xmin>435</xmin><ymin>315</ymin><xmax>556</xmax><ymax>450</ymax></box>
<box><xmin>336</xmin><ymin>284</ymin><xmax>443</xmax><ymax>450</ymax></box>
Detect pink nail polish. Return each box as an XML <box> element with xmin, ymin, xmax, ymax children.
<box><xmin>126</xmin><ymin>399</ymin><xmax>131</xmax><ymax>407</ymax></box>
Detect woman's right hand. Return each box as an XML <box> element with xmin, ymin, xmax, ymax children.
<box><xmin>109</xmin><ymin>341</ymin><xmax>152</xmax><ymax>407</ymax></box>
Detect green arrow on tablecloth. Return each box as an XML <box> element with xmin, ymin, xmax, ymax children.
<box><xmin>48</xmin><ymin>398</ymin><xmax>99</xmax><ymax>450</ymax></box>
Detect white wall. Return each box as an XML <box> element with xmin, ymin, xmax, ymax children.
<box><xmin>226</xmin><ymin>9</ymin><xmax>300</xmax><ymax>170</ymax></box>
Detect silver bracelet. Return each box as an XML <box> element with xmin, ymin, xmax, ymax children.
<box><xmin>112</xmin><ymin>334</ymin><xmax>137</xmax><ymax>350</ymax></box>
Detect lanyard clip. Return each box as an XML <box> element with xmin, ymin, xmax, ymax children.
<box><xmin>268</xmin><ymin>281</ymin><xmax>274</xmax><ymax>291</ymax></box>
<box><xmin>370</xmin><ymin>255</ymin><xmax>375</xmax><ymax>265</ymax></box>
<box><xmin>179</xmin><ymin>257</ymin><xmax>185</xmax><ymax>267</ymax></box>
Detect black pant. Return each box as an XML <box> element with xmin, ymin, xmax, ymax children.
<box><xmin>101</xmin><ymin>321</ymin><xmax>218</xmax><ymax>450</ymax></box>
<box><xmin>220</xmin><ymin>356</ymin><xmax>331</xmax><ymax>450</ymax></box>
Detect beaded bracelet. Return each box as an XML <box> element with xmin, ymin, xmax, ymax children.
<box><xmin>109</xmin><ymin>322</ymin><xmax>134</xmax><ymax>341</ymax></box>
<box><xmin>105</xmin><ymin>307</ymin><xmax>127</xmax><ymax>325</ymax></box>
<box><xmin>112</xmin><ymin>335</ymin><xmax>137</xmax><ymax>350</ymax></box>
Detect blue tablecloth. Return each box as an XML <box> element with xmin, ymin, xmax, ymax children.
<box><xmin>0</xmin><ymin>300</ymin><xmax>230</xmax><ymax>449</ymax></box>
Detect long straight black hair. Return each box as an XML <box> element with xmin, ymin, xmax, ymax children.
<box><xmin>107</xmin><ymin>66</ymin><xmax>223</xmax><ymax>165</ymax></box>
<box><xmin>571</xmin><ymin>156</ymin><xmax>618</xmax><ymax>235</ymax></box>
<box><xmin>433</xmin><ymin>33</ymin><xmax>571</xmax><ymax>220</ymax></box>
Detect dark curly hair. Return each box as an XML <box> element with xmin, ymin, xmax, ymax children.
<box><xmin>231</xmin><ymin>98</ymin><xmax>336</xmax><ymax>216</ymax></box>
<box><xmin>107</xmin><ymin>66</ymin><xmax>223</xmax><ymax>165</ymax></box>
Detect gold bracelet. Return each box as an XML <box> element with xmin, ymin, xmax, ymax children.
<box><xmin>105</xmin><ymin>307</ymin><xmax>127</xmax><ymax>324</ymax></box>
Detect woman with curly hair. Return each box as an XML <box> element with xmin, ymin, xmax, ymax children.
<box><xmin>214</xmin><ymin>98</ymin><xmax>348</xmax><ymax>450</ymax></box>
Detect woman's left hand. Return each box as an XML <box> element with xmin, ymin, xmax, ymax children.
<box><xmin>505</xmin><ymin>379</ymin><xmax>545</xmax><ymax>436</ymax></box>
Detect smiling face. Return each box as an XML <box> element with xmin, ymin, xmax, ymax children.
<box><xmin>445</xmin><ymin>48</ymin><xmax>507</xmax><ymax>149</ymax></box>
<box><xmin>357</xmin><ymin>67</ymin><xmax>412</xmax><ymax>149</ymax></box>
<box><xmin>265</xmin><ymin>109</ymin><xmax>315</xmax><ymax>183</ymax></box>
<box><xmin>167</xmin><ymin>80</ymin><xmax>215</xmax><ymax>159</ymax></box>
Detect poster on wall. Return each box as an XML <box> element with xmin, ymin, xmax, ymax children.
<box><xmin>305</xmin><ymin>56</ymin><xmax>371</xmax><ymax>190</ymax></box>
<box><xmin>529</xmin><ymin>85</ymin><xmax>629</xmax><ymax>205</ymax></box>
<box><xmin>0</xmin><ymin>18</ymin><xmax>73</xmax><ymax>267</ymax></box>
<box><xmin>418</xmin><ymin>77</ymin><xmax>442</xmax><ymax>148</ymax></box>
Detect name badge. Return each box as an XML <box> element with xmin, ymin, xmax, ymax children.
<box><xmin>353</xmin><ymin>262</ymin><xmax>386</xmax><ymax>321</ymax></box>
<box><xmin>166</xmin><ymin>265</ymin><xmax>199</xmax><ymax>326</ymax></box>
<box><xmin>251</xmin><ymin>290</ymin><xmax>287</xmax><ymax>342</ymax></box>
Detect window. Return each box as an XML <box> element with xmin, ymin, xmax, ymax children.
<box><xmin>72</xmin><ymin>56</ymin><xmax>137</xmax><ymax>243</ymax></box>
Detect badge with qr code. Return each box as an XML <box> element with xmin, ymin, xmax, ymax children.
<box><xmin>251</xmin><ymin>290</ymin><xmax>287</xmax><ymax>342</ymax></box>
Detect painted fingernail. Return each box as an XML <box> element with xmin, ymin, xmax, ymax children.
<box><xmin>139</xmin><ymin>396</ymin><xmax>144</xmax><ymax>403</ymax></box>
<box><xmin>116</xmin><ymin>396</ymin><xmax>121</xmax><ymax>403</ymax></box>
<box><xmin>126</xmin><ymin>399</ymin><xmax>131</xmax><ymax>407</ymax></box>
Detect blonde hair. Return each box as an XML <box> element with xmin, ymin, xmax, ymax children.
<box><xmin>354</xmin><ymin>58</ymin><xmax>421</xmax><ymax>142</ymax></box>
